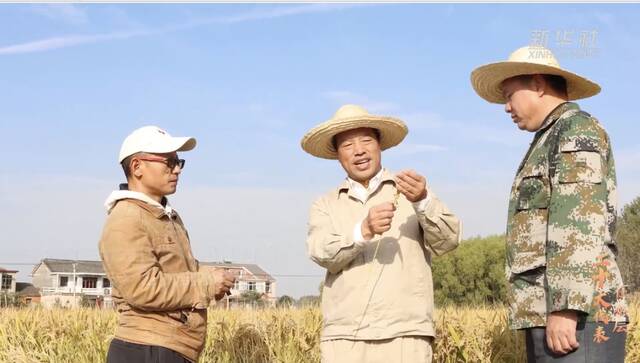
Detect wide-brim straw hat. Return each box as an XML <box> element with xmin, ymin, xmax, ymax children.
<box><xmin>471</xmin><ymin>46</ymin><xmax>601</xmax><ymax>104</ymax></box>
<box><xmin>301</xmin><ymin>104</ymin><xmax>408</xmax><ymax>159</ymax></box>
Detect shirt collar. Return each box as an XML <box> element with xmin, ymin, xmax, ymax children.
<box><xmin>347</xmin><ymin>167</ymin><xmax>384</xmax><ymax>192</ymax></box>
<box><xmin>336</xmin><ymin>168</ymin><xmax>395</xmax><ymax>202</ymax></box>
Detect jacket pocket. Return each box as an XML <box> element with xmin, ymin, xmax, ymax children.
<box><xmin>510</xmin><ymin>171</ymin><xmax>549</xmax><ymax>276</ymax></box>
<box><xmin>516</xmin><ymin>174</ymin><xmax>550</xmax><ymax>211</ymax></box>
<box><xmin>510</xmin><ymin>266</ymin><xmax>545</xmax><ymax>285</ymax></box>
<box><xmin>166</xmin><ymin>310</ymin><xmax>188</xmax><ymax>327</ymax></box>
<box><xmin>557</xmin><ymin>139</ymin><xmax>602</xmax><ymax>184</ymax></box>
<box><xmin>185</xmin><ymin>309</ymin><xmax>207</xmax><ymax>331</ymax></box>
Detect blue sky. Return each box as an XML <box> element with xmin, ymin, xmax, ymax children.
<box><xmin>1</xmin><ymin>3</ymin><xmax>639</xmax><ymax>298</ymax></box>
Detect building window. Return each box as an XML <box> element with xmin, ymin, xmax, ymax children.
<box><xmin>103</xmin><ymin>278</ymin><xmax>110</xmax><ymax>288</ymax></box>
<box><xmin>265</xmin><ymin>282</ymin><xmax>271</xmax><ymax>294</ymax></box>
<box><xmin>1</xmin><ymin>274</ymin><xmax>11</xmax><ymax>290</ymax></box>
<box><xmin>82</xmin><ymin>277</ymin><xmax>97</xmax><ymax>289</ymax></box>
<box><xmin>233</xmin><ymin>280</ymin><xmax>239</xmax><ymax>290</ymax></box>
<box><xmin>59</xmin><ymin>276</ymin><xmax>68</xmax><ymax>287</ymax></box>
<box><xmin>248</xmin><ymin>281</ymin><xmax>256</xmax><ymax>291</ymax></box>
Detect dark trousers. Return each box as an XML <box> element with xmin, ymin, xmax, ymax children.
<box><xmin>525</xmin><ymin>322</ymin><xmax>627</xmax><ymax>363</ymax></box>
<box><xmin>106</xmin><ymin>338</ymin><xmax>191</xmax><ymax>363</ymax></box>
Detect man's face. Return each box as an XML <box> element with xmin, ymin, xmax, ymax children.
<box><xmin>335</xmin><ymin>127</ymin><xmax>382</xmax><ymax>186</ymax></box>
<box><xmin>132</xmin><ymin>152</ymin><xmax>183</xmax><ymax>198</ymax></box>
<box><xmin>502</xmin><ymin>76</ymin><xmax>545</xmax><ymax>132</ymax></box>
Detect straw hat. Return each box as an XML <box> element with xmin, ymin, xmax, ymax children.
<box><xmin>471</xmin><ymin>45</ymin><xmax>601</xmax><ymax>104</ymax></box>
<box><xmin>301</xmin><ymin>104</ymin><xmax>408</xmax><ymax>159</ymax></box>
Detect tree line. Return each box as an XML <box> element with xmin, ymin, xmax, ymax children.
<box><xmin>432</xmin><ymin>195</ymin><xmax>640</xmax><ymax>306</ymax></box>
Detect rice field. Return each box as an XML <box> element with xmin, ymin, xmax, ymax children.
<box><xmin>0</xmin><ymin>300</ymin><xmax>638</xmax><ymax>363</ymax></box>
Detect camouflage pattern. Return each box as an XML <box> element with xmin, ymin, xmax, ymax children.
<box><xmin>505</xmin><ymin>102</ymin><xmax>628</xmax><ymax>336</ymax></box>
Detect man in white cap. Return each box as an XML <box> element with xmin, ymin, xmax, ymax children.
<box><xmin>301</xmin><ymin>105</ymin><xmax>462</xmax><ymax>363</ymax></box>
<box><xmin>471</xmin><ymin>46</ymin><xmax>628</xmax><ymax>362</ymax></box>
<box><xmin>99</xmin><ymin>126</ymin><xmax>235</xmax><ymax>363</ymax></box>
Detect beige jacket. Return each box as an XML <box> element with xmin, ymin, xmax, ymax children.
<box><xmin>307</xmin><ymin>170</ymin><xmax>461</xmax><ymax>341</ymax></box>
<box><xmin>99</xmin><ymin>197</ymin><xmax>219</xmax><ymax>362</ymax></box>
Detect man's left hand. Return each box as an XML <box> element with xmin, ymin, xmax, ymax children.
<box><xmin>395</xmin><ymin>170</ymin><xmax>428</xmax><ymax>203</ymax></box>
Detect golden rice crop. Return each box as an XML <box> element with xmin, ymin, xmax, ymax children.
<box><xmin>0</xmin><ymin>299</ymin><xmax>637</xmax><ymax>362</ymax></box>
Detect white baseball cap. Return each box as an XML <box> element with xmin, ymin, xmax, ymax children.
<box><xmin>118</xmin><ymin>126</ymin><xmax>197</xmax><ymax>163</ymax></box>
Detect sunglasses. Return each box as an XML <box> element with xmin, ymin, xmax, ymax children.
<box><xmin>137</xmin><ymin>156</ymin><xmax>186</xmax><ymax>170</ymax></box>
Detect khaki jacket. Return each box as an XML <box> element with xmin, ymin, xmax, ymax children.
<box><xmin>307</xmin><ymin>170</ymin><xmax>461</xmax><ymax>341</ymax></box>
<box><xmin>99</xmin><ymin>198</ymin><xmax>218</xmax><ymax>362</ymax></box>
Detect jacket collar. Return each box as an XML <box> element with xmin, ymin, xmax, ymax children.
<box><xmin>335</xmin><ymin>168</ymin><xmax>396</xmax><ymax>200</ymax></box>
<box><xmin>127</xmin><ymin>198</ymin><xmax>175</xmax><ymax>219</ymax></box>
<box><xmin>536</xmin><ymin>101</ymin><xmax>579</xmax><ymax>135</ymax></box>
<box><xmin>105</xmin><ymin>187</ymin><xmax>175</xmax><ymax>219</ymax></box>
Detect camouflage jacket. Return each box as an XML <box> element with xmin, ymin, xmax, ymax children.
<box><xmin>506</xmin><ymin>102</ymin><xmax>628</xmax><ymax>331</ymax></box>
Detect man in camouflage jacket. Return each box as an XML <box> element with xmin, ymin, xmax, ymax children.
<box><xmin>471</xmin><ymin>46</ymin><xmax>628</xmax><ymax>362</ymax></box>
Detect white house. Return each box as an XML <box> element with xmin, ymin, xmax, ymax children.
<box><xmin>29</xmin><ymin>259</ymin><xmax>276</xmax><ymax>309</ymax></box>
<box><xmin>31</xmin><ymin>259</ymin><xmax>112</xmax><ymax>308</ymax></box>
<box><xmin>0</xmin><ymin>266</ymin><xmax>17</xmax><ymax>294</ymax></box>
<box><xmin>200</xmin><ymin>261</ymin><xmax>276</xmax><ymax>308</ymax></box>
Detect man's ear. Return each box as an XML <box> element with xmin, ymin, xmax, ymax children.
<box><xmin>533</xmin><ymin>74</ymin><xmax>546</xmax><ymax>97</ymax></box>
<box><xmin>131</xmin><ymin>158</ymin><xmax>143</xmax><ymax>178</ymax></box>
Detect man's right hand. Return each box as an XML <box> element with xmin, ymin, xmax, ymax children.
<box><xmin>361</xmin><ymin>202</ymin><xmax>396</xmax><ymax>240</ymax></box>
<box><xmin>546</xmin><ymin>310</ymin><xmax>580</xmax><ymax>355</ymax></box>
<box><xmin>212</xmin><ymin>269</ymin><xmax>235</xmax><ymax>300</ymax></box>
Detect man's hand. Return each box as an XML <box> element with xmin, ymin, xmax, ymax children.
<box><xmin>395</xmin><ymin>170</ymin><xmax>428</xmax><ymax>203</ymax></box>
<box><xmin>361</xmin><ymin>202</ymin><xmax>396</xmax><ymax>240</ymax></box>
<box><xmin>212</xmin><ymin>269</ymin><xmax>235</xmax><ymax>301</ymax></box>
<box><xmin>546</xmin><ymin>310</ymin><xmax>580</xmax><ymax>355</ymax></box>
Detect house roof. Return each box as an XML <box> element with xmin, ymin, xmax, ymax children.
<box><xmin>200</xmin><ymin>262</ymin><xmax>275</xmax><ymax>282</ymax></box>
<box><xmin>35</xmin><ymin>259</ymin><xmax>105</xmax><ymax>275</ymax></box>
<box><xmin>0</xmin><ymin>266</ymin><xmax>18</xmax><ymax>273</ymax></box>
<box><xmin>15</xmin><ymin>282</ymin><xmax>40</xmax><ymax>297</ymax></box>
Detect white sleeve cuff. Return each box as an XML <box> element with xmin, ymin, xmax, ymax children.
<box><xmin>412</xmin><ymin>193</ymin><xmax>432</xmax><ymax>212</ymax></box>
<box><xmin>353</xmin><ymin>219</ymin><xmax>370</xmax><ymax>247</ymax></box>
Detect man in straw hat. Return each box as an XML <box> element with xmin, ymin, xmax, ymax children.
<box><xmin>471</xmin><ymin>46</ymin><xmax>628</xmax><ymax>362</ymax></box>
<box><xmin>99</xmin><ymin>126</ymin><xmax>235</xmax><ymax>363</ymax></box>
<box><xmin>301</xmin><ymin>104</ymin><xmax>462</xmax><ymax>362</ymax></box>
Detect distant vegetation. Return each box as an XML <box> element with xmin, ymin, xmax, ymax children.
<box><xmin>433</xmin><ymin>234</ymin><xmax>508</xmax><ymax>307</ymax></box>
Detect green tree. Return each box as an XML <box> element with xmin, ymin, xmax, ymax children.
<box><xmin>240</xmin><ymin>291</ymin><xmax>266</xmax><ymax>308</ymax></box>
<box><xmin>617</xmin><ymin>196</ymin><xmax>640</xmax><ymax>292</ymax></box>
<box><xmin>432</xmin><ymin>235</ymin><xmax>508</xmax><ymax>306</ymax></box>
<box><xmin>79</xmin><ymin>294</ymin><xmax>93</xmax><ymax>308</ymax></box>
<box><xmin>276</xmin><ymin>295</ymin><xmax>295</xmax><ymax>308</ymax></box>
<box><xmin>0</xmin><ymin>292</ymin><xmax>22</xmax><ymax>308</ymax></box>
<box><xmin>297</xmin><ymin>295</ymin><xmax>320</xmax><ymax>307</ymax></box>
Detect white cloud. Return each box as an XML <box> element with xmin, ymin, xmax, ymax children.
<box><xmin>321</xmin><ymin>91</ymin><xmax>397</xmax><ymax>113</ymax></box>
<box><xmin>210</xmin><ymin>3</ymin><xmax>357</xmax><ymax>25</ymax></box>
<box><xmin>0</xmin><ymin>4</ymin><xmax>358</xmax><ymax>56</ymax></box>
<box><xmin>0</xmin><ymin>30</ymin><xmax>152</xmax><ymax>55</ymax></box>
<box><xmin>390</xmin><ymin>143</ymin><xmax>448</xmax><ymax>156</ymax></box>
<box><xmin>615</xmin><ymin>146</ymin><xmax>640</xmax><ymax>172</ymax></box>
<box><xmin>30</xmin><ymin>4</ymin><xmax>89</xmax><ymax>26</ymax></box>
<box><xmin>399</xmin><ymin>112</ymin><xmax>444</xmax><ymax>129</ymax></box>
